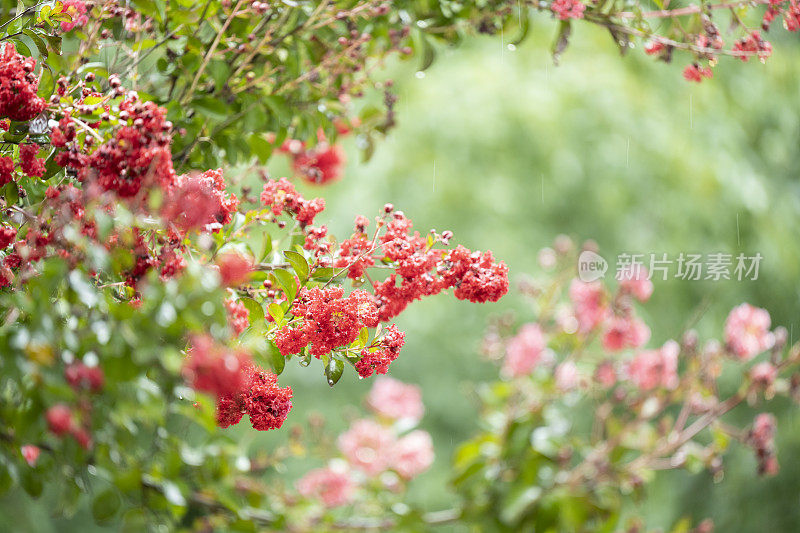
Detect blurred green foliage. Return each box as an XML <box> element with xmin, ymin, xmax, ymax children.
<box><xmin>4</xmin><ymin>17</ymin><xmax>800</xmax><ymax>533</ymax></box>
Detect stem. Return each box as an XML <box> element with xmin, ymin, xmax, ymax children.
<box><xmin>180</xmin><ymin>0</ymin><xmax>246</xmax><ymax>105</ymax></box>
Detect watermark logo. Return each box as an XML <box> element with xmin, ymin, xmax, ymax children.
<box><xmin>575</xmin><ymin>252</ymin><xmax>763</xmax><ymax>282</ymax></box>
<box><xmin>578</xmin><ymin>250</ymin><xmax>608</xmax><ymax>282</ymax></box>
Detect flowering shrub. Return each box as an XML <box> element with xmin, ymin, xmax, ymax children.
<box><xmin>455</xmin><ymin>237</ymin><xmax>799</xmax><ymax>530</ymax></box>
<box><xmin>0</xmin><ymin>0</ymin><xmax>794</xmax><ymax>528</ymax></box>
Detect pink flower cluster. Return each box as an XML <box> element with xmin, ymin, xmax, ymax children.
<box><xmin>61</xmin><ymin>0</ymin><xmax>90</xmax><ymax>32</ymax></box>
<box><xmin>503</xmin><ymin>323</ymin><xmax>546</xmax><ymax>378</ymax></box>
<box><xmin>224</xmin><ymin>297</ymin><xmax>250</xmax><ymax>336</ymax></box>
<box><xmin>338</xmin><ymin>420</ymin><xmax>434</xmax><ymax>479</ymax></box>
<box><xmin>296</xmin><ymin>378</ymin><xmax>432</xmax><ymax>507</ymax></box>
<box><xmin>296</xmin><ymin>466</ymin><xmax>355</xmax><ymax>508</ymax></box>
<box><xmin>568</xmin><ymin>278</ymin><xmax>651</xmax><ymax>352</ymax></box>
<box><xmin>750</xmin><ymin>413</ymin><xmax>779</xmax><ymax>476</ymax></box>
<box><xmin>626</xmin><ymin>340</ymin><xmax>679</xmax><ymax>391</ymax></box>
<box><xmin>366</xmin><ymin>376</ymin><xmax>424</xmax><ymax>422</ymax></box>
<box><xmin>724</xmin><ymin>303</ymin><xmax>774</xmax><ymax>360</ymax></box>
<box><xmin>45</xmin><ymin>404</ymin><xmax>92</xmax><ymax>450</ymax></box>
<box><xmin>551</xmin><ymin>0</ymin><xmax>586</xmax><ymax>20</ymax></box>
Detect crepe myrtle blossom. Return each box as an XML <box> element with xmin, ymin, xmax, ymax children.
<box><xmin>215</xmin><ymin>365</ymin><xmax>293</xmax><ymax>431</ymax></box>
<box><xmin>338</xmin><ymin>419</ymin><xmax>396</xmax><ymax>476</ymax></box>
<box><xmin>0</xmin><ymin>43</ymin><xmax>47</xmax><ymax>121</ymax></box>
<box><xmin>21</xmin><ymin>445</ymin><xmax>40</xmax><ymax>467</ymax></box>
<box><xmin>602</xmin><ymin>314</ymin><xmax>651</xmax><ymax>351</ymax></box>
<box><xmin>366</xmin><ymin>376</ymin><xmax>425</xmax><ymax>422</ymax></box>
<box><xmin>750</xmin><ymin>361</ymin><xmax>778</xmax><ymax>387</ymax></box>
<box><xmin>215</xmin><ymin>252</ymin><xmax>253</xmax><ymax>287</ymax></box>
<box><xmin>750</xmin><ymin>413</ymin><xmax>779</xmax><ymax>476</ymax></box>
<box><xmin>61</xmin><ymin>1</ymin><xmax>90</xmax><ymax>32</ymax></box>
<box><xmin>626</xmin><ymin>340</ymin><xmax>680</xmax><ymax>391</ymax></box>
<box><xmin>555</xmin><ymin>361</ymin><xmax>579</xmax><ymax>391</ymax></box>
<box><xmin>617</xmin><ymin>264</ymin><xmax>653</xmax><ymax>302</ymax></box>
<box><xmin>296</xmin><ymin>465</ymin><xmax>355</xmax><ymax>508</ymax></box>
<box><xmin>724</xmin><ymin>303</ymin><xmax>774</xmax><ymax>360</ymax></box>
<box><xmin>569</xmin><ymin>280</ymin><xmax>608</xmax><ymax>333</ymax></box>
<box><xmin>182</xmin><ymin>334</ymin><xmax>252</xmax><ymax>398</ymax></box>
<box><xmin>503</xmin><ymin>323</ymin><xmax>547</xmax><ymax>378</ymax></box>
<box><xmin>391</xmin><ymin>430</ymin><xmax>435</xmax><ymax>479</ymax></box>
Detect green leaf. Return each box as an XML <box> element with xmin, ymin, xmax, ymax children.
<box><xmin>267</xmin><ymin>302</ymin><xmax>284</xmax><ymax>324</ymax></box>
<box><xmin>192</xmin><ymin>96</ymin><xmax>229</xmax><ymax>120</ymax></box>
<box><xmin>92</xmin><ymin>489</ymin><xmax>122</xmax><ymax>523</ymax></box>
<box><xmin>552</xmin><ymin>20</ymin><xmax>572</xmax><ymax>66</ymax></box>
<box><xmin>273</xmin><ymin>269</ymin><xmax>297</xmax><ymax>302</ymax></box>
<box><xmin>325</xmin><ymin>357</ymin><xmax>344</xmax><ymax>386</ymax></box>
<box><xmin>267</xmin><ymin>341</ymin><xmax>285</xmax><ymax>374</ymax></box>
<box><xmin>248</xmin><ymin>133</ymin><xmax>273</xmax><ymax>163</ymax></box>
<box><xmin>4</xmin><ymin>182</ymin><xmax>19</xmax><ymax>206</ymax></box>
<box><xmin>239</xmin><ymin>297</ymin><xmax>265</xmax><ymax>331</ymax></box>
<box><xmin>283</xmin><ymin>250</ymin><xmax>309</xmax><ymax>281</ymax></box>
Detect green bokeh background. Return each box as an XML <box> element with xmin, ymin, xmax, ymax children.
<box><xmin>5</xmin><ymin>20</ymin><xmax>800</xmax><ymax>532</ymax></box>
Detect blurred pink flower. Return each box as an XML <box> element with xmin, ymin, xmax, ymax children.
<box><xmin>627</xmin><ymin>340</ymin><xmax>679</xmax><ymax>390</ymax></box>
<box><xmin>391</xmin><ymin>430</ymin><xmax>434</xmax><ymax>480</ymax></box>
<box><xmin>594</xmin><ymin>361</ymin><xmax>617</xmax><ymax>388</ymax></box>
<box><xmin>338</xmin><ymin>419</ymin><xmax>396</xmax><ymax>476</ymax></box>
<box><xmin>366</xmin><ymin>377</ymin><xmax>424</xmax><ymax>422</ymax></box>
<box><xmin>555</xmin><ymin>361</ymin><xmax>579</xmax><ymax>391</ymax></box>
<box><xmin>569</xmin><ymin>279</ymin><xmax>608</xmax><ymax>333</ymax></box>
<box><xmin>602</xmin><ymin>314</ymin><xmax>651</xmax><ymax>351</ymax></box>
<box><xmin>21</xmin><ymin>445</ymin><xmax>40</xmax><ymax>466</ymax></box>
<box><xmin>752</xmin><ymin>413</ymin><xmax>776</xmax><ymax>448</ymax></box>
<box><xmin>296</xmin><ymin>466</ymin><xmax>355</xmax><ymax>508</ymax></box>
<box><xmin>750</xmin><ymin>362</ymin><xmax>778</xmax><ymax>387</ymax></box>
<box><xmin>724</xmin><ymin>303</ymin><xmax>774</xmax><ymax>360</ymax></box>
<box><xmin>503</xmin><ymin>323</ymin><xmax>546</xmax><ymax>377</ymax></box>
<box><xmin>617</xmin><ymin>264</ymin><xmax>653</xmax><ymax>302</ymax></box>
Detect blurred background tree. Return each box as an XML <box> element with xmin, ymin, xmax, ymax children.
<box><xmin>4</xmin><ymin>18</ymin><xmax>800</xmax><ymax>532</ymax></box>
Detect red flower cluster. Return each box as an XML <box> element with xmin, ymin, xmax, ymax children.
<box><xmin>0</xmin><ymin>156</ymin><xmax>13</xmax><ymax>185</ymax></box>
<box><xmin>0</xmin><ymin>225</ymin><xmax>17</xmax><ymax>249</ymax></box>
<box><xmin>0</xmin><ymin>44</ymin><xmax>47</xmax><ymax>121</ymax></box>
<box><xmin>45</xmin><ymin>404</ymin><xmax>92</xmax><ymax>449</ymax></box>
<box><xmin>182</xmin><ymin>334</ymin><xmax>252</xmax><ymax>398</ymax></box>
<box><xmin>683</xmin><ymin>64</ymin><xmax>713</xmax><ymax>82</ymax></box>
<box><xmin>763</xmin><ymin>0</ymin><xmax>800</xmax><ymax>31</ymax></box>
<box><xmin>372</xmin><ymin>213</ymin><xmax>508</xmax><ymax>321</ymax></box>
<box><xmin>216</xmin><ymin>365</ymin><xmax>293</xmax><ymax>431</ymax></box>
<box><xmin>52</xmin><ymin>94</ymin><xmax>176</xmax><ymax>197</ymax></box>
<box><xmin>216</xmin><ymin>252</ymin><xmax>253</xmax><ymax>287</ymax></box>
<box><xmin>275</xmin><ymin>287</ymin><xmax>381</xmax><ymax>357</ymax></box>
<box><xmin>277</xmin><ymin>131</ymin><xmax>347</xmax><ymax>185</ymax></box>
<box><xmin>292</xmin><ymin>143</ymin><xmax>345</xmax><ymax>185</ymax></box>
<box><xmin>0</xmin><ymin>144</ymin><xmax>45</xmax><ymax>184</ymax></box>
<box><xmin>65</xmin><ymin>361</ymin><xmax>105</xmax><ymax>392</ymax></box>
<box><xmin>260</xmin><ymin>177</ymin><xmax>325</xmax><ymax>226</ymax></box>
<box><xmin>355</xmin><ymin>324</ymin><xmax>405</xmax><ymax>378</ymax></box>
<box><xmin>732</xmin><ymin>31</ymin><xmax>773</xmax><ymax>62</ymax></box>
<box><xmin>335</xmin><ymin>233</ymin><xmax>375</xmax><ymax>279</ymax></box>
<box><xmin>224</xmin><ymin>297</ymin><xmax>250</xmax><ymax>336</ymax></box>
<box><xmin>162</xmin><ymin>168</ymin><xmax>239</xmax><ymax>233</ymax></box>
<box><xmin>19</xmin><ymin>144</ymin><xmax>45</xmax><ymax>177</ymax></box>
